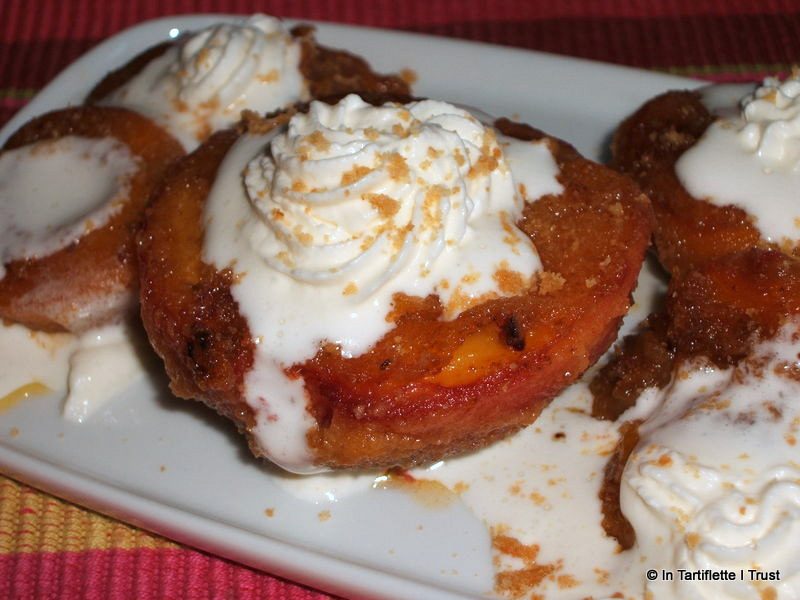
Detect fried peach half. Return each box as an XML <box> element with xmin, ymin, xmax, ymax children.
<box><xmin>0</xmin><ymin>106</ymin><xmax>184</xmax><ymax>333</ymax></box>
<box><xmin>138</xmin><ymin>116</ymin><xmax>653</xmax><ymax>470</ymax></box>
<box><xmin>86</xmin><ymin>25</ymin><xmax>410</xmax><ymax>112</ymax></box>
<box><xmin>593</xmin><ymin>248</ymin><xmax>800</xmax><ymax>548</ymax></box>
<box><xmin>592</xmin><ymin>247</ymin><xmax>800</xmax><ymax>423</ymax></box>
<box><xmin>612</xmin><ymin>90</ymin><xmax>775</xmax><ymax>277</ymax></box>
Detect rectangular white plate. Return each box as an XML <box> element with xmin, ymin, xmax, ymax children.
<box><xmin>0</xmin><ymin>15</ymin><xmax>699</xmax><ymax>600</ymax></box>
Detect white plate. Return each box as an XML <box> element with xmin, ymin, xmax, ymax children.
<box><xmin>0</xmin><ymin>16</ymin><xmax>699</xmax><ymax>600</ymax></box>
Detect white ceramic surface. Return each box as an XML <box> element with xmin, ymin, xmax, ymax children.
<box><xmin>0</xmin><ymin>15</ymin><xmax>700</xmax><ymax>599</ymax></box>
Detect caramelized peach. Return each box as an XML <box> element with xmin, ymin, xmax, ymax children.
<box><xmin>139</xmin><ymin>113</ymin><xmax>652</xmax><ymax>470</ymax></box>
<box><xmin>87</xmin><ymin>25</ymin><xmax>409</xmax><ymax>118</ymax></box>
<box><xmin>612</xmin><ymin>90</ymin><xmax>767</xmax><ymax>276</ymax></box>
<box><xmin>593</xmin><ymin>248</ymin><xmax>800</xmax><ymax>546</ymax></box>
<box><xmin>0</xmin><ymin>106</ymin><xmax>183</xmax><ymax>333</ymax></box>
<box><xmin>593</xmin><ymin>247</ymin><xmax>800</xmax><ymax>418</ymax></box>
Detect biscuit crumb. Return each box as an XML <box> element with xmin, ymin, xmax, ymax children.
<box><xmin>492</xmin><ymin>531</ymin><xmax>561</xmax><ymax>597</ymax></box>
<box><xmin>453</xmin><ymin>481</ymin><xmax>469</xmax><ymax>494</ymax></box>
<box><xmin>305</xmin><ymin>130</ymin><xmax>330</xmax><ymax>151</ymax></box>
<box><xmin>240</xmin><ymin>108</ymin><xmax>294</xmax><ymax>134</ymax></box>
<box><xmin>364</xmin><ymin>193</ymin><xmax>400</xmax><ymax>218</ymax></box>
<box><xmin>340</xmin><ymin>164</ymin><xmax>373</xmax><ymax>185</ymax></box>
<box><xmin>537</xmin><ymin>272</ymin><xmax>565</xmax><ymax>295</ymax></box>
<box><xmin>557</xmin><ymin>574</ymin><xmax>579</xmax><ymax>589</ymax></box>
<box><xmin>494</xmin><ymin>263</ymin><xmax>527</xmax><ymax>295</ymax></box>
<box><xmin>399</xmin><ymin>68</ymin><xmax>418</xmax><ymax>85</ymax></box>
<box><xmin>258</xmin><ymin>69</ymin><xmax>279</xmax><ymax>83</ymax></box>
<box><xmin>381</xmin><ymin>152</ymin><xmax>410</xmax><ymax>181</ymax></box>
<box><xmin>661</xmin><ymin>127</ymin><xmax>692</xmax><ymax>147</ymax></box>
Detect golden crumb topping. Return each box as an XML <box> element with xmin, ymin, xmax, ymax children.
<box><xmin>364</xmin><ymin>193</ymin><xmax>401</xmax><ymax>219</ymax></box>
<box><xmin>340</xmin><ymin>164</ymin><xmax>373</xmax><ymax>186</ymax></box>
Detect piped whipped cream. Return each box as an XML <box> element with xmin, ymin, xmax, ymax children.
<box><xmin>0</xmin><ymin>136</ymin><xmax>137</xmax><ymax>278</ymax></box>
<box><xmin>740</xmin><ymin>75</ymin><xmax>800</xmax><ymax>167</ymax></box>
<box><xmin>203</xmin><ymin>95</ymin><xmax>561</xmax><ymax>472</ymax></box>
<box><xmin>677</xmin><ymin>72</ymin><xmax>800</xmax><ymax>246</ymax></box>
<box><xmin>621</xmin><ymin>320</ymin><xmax>800</xmax><ymax>600</ymax></box>
<box><xmin>102</xmin><ymin>15</ymin><xmax>309</xmax><ymax>150</ymax></box>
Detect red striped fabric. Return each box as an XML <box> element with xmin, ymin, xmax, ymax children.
<box><xmin>0</xmin><ymin>548</ymin><xmax>336</xmax><ymax>599</ymax></box>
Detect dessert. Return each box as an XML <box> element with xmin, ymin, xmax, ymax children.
<box><xmin>584</xmin><ymin>72</ymin><xmax>800</xmax><ymax>599</ymax></box>
<box><xmin>87</xmin><ymin>15</ymin><xmax>410</xmax><ymax>150</ymax></box>
<box><xmin>0</xmin><ymin>13</ymin><xmax>408</xmax><ymax>422</ymax></box>
<box><xmin>7</xmin><ymin>13</ymin><xmax>788</xmax><ymax>598</ymax></box>
<box><xmin>0</xmin><ymin>105</ymin><xmax>183</xmax><ymax>333</ymax></box>
<box><xmin>584</xmin><ymin>249</ymin><xmax>800</xmax><ymax>599</ymax></box>
<box><xmin>612</xmin><ymin>73</ymin><xmax>800</xmax><ymax>275</ymax></box>
<box><xmin>138</xmin><ymin>94</ymin><xmax>652</xmax><ymax>473</ymax></box>
<box><xmin>621</xmin><ymin>318</ymin><xmax>800</xmax><ymax>599</ymax></box>
<box><xmin>597</xmin><ymin>73</ymin><xmax>800</xmax><ymax>419</ymax></box>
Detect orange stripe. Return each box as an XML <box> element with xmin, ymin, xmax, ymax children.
<box><xmin>0</xmin><ymin>475</ymin><xmax>176</xmax><ymax>554</ymax></box>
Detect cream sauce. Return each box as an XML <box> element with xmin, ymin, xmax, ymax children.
<box><xmin>0</xmin><ymin>135</ymin><xmax>137</xmax><ymax>277</ymax></box>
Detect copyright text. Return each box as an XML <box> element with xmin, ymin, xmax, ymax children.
<box><xmin>645</xmin><ymin>568</ymin><xmax>781</xmax><ymax>582</ymax></box>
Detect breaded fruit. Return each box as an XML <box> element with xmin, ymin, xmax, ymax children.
<box><xmin>612</xmin><ymin>90</ymin><xmax>771</xmax><ymax>276</ymax></box>
<box><xmin>591</xmin><ymin>248</ymin><xmax>800</xmax><ymax>422</ymax></box>
<box><xmin>593</xmin><ymin>247</ymin><xmax>800</xmax><ymax>548</ymax></box>
<box><xmin>0</xmin><ymin>106</ymin><xmax>184</xmax><ymax>333</ymax></box>
<box><xmin>138</xmin><ymin>111</ymin><xmax>653</xmax><ymax>471</ymax></box>
<box><xmin>86</xmin><ymin>23</ymin><xmax>410</xmax><ymax>131</ymax></box>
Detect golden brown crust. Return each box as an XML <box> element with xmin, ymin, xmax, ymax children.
<box><xmin>591</xmin><ymin>247</ymin><xmax>800</xmax><ymax>421</ymax></box>
<box><xmin>0</xmin><ymin>106</ymin><xmax>184</xmax><ymax>333</ymax></box>
<box><xmin>590</xmin><ymin>312</ymin><xmax>674</xmax><ymax>422</ymax></box>
<box><xmin>139</xmin><ymin>112</ymin><xmax>653</xmax><ymax>470</ymax></box>
<box><xmin>593</xmin><ymin>247</ymin><xmax>800</xmax><ymax>550</ymax></box>
<box><xmin>137</xmin><ymin>129</ymin><xmax>255</xmax><ymax>427</ymax></box>
<box><xmin>599</xmin><ymin>419</ymin><xmax>639</xmax><ymax>550</ymax></box>
<box><xmin>612</xmin><ymin>90</ymin><xmax>768</xmax><ymax>276</ymax></box>
<box><xmin>598</xmin><ymin>89</ymin><xmax>800</xmax><ymax>549</ymax></box>
<box><xmin>290</xmin><ymin>25</ymin><xmax>411</xmax><ymax>101</ymax></box>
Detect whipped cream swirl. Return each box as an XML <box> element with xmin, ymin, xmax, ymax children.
<box><xmin>677</xmin><ymin>72</ymin><xmax>800</xmax><ymax>246</ymax></box>
<box><xmin>102</xmin><ymin>15</ymin><xmax>308</xmax><ymax>150</ymax></box>
<box><xmin>243</xmin><ymin>94</ymin><xmax>539</xmax><ymax>311</ymax></box>
<box><xmin>739</xmin><ymin>74</ymin><xmax>800</xmax><ymax>168</ymax></box>
<box><xmin>621</xmin><ymin>320</ymin><xmax>800</xmax><ymax>599</ymax></box>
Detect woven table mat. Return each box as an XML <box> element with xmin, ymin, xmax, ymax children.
<box><xmin>2</xmin><ymin>1</ymin><xmax>800</xmax><ymax>598</ymax></box>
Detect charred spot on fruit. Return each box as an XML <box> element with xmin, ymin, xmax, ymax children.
<box><xmin>502</xmin><ymin>315</ymin><xmax>525</xmax><ymax>351</ymax></box>
<box><xmin>186</xmin><ymin>329</ymin><xmax>211</xmax><ymax>373</ymax></box>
